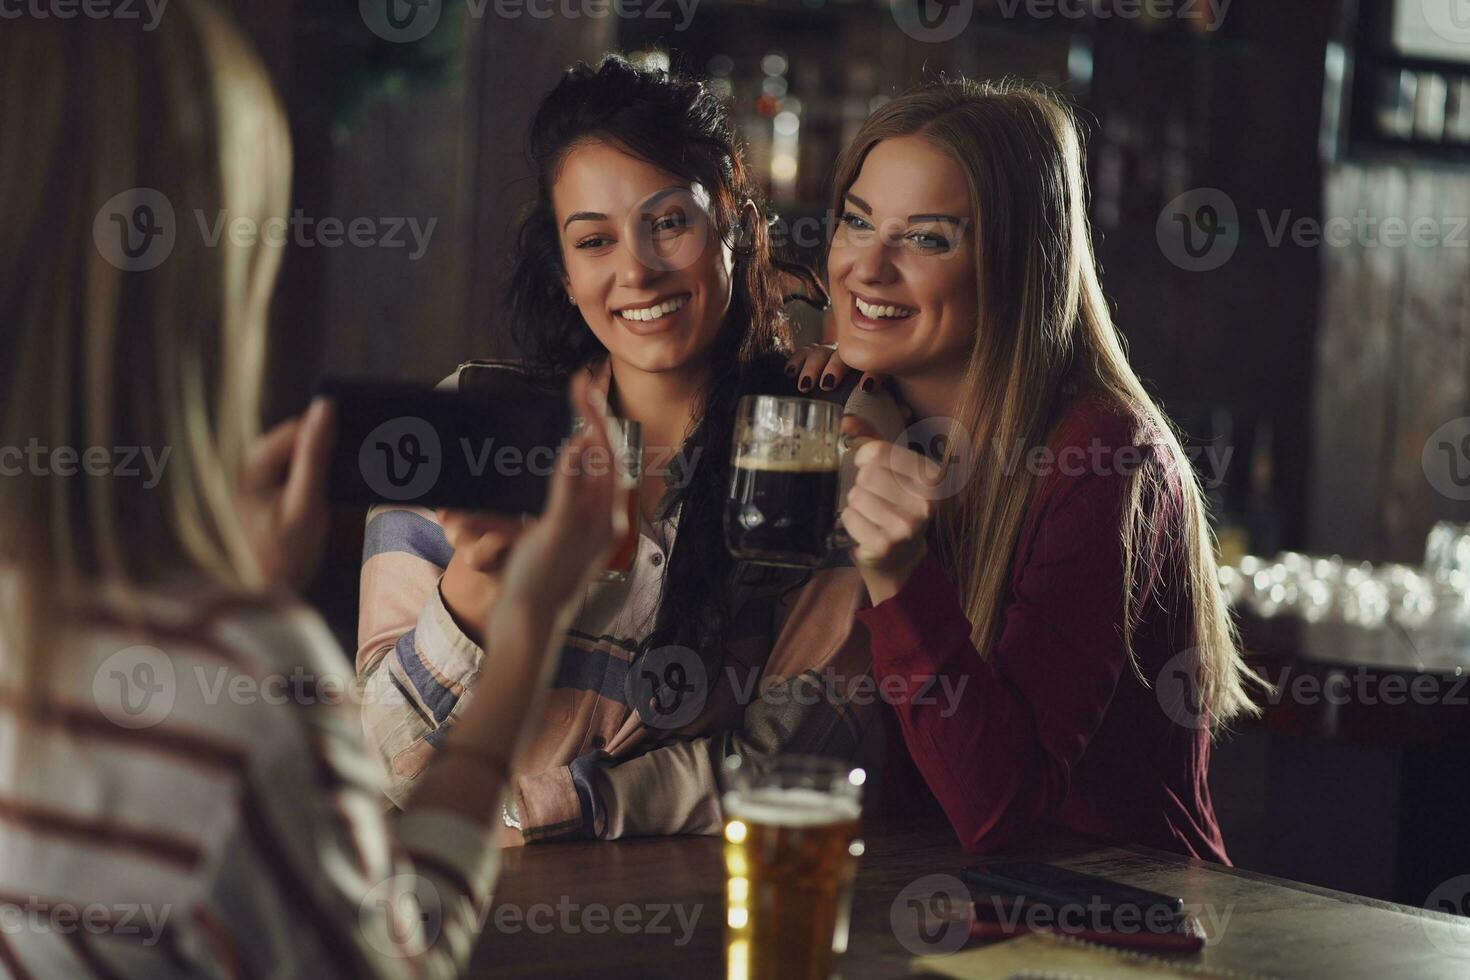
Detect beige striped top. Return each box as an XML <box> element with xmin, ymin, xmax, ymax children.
<box><xmin>0</xmin><ymin>586</ymin><xmax>499</xmax><ymax>979</ymax></box>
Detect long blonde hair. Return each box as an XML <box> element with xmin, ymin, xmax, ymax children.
<box><xmin>0</xmin><ymin>1</ymin><xmax>291</xmax><ymax>694</ymax></box>
<box><xmin>830</xmin><ymin>79</ymin><xmax>1259</xmax><ymax>732</ymax></box>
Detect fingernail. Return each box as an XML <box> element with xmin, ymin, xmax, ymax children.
<box><xmin>861</xmin><ymin>377</ymin><xmax>875</xmax><ymax>393</ymax></box>
<box><xmin>820</xmin><ymin>374</ymin><xmax>836</xmax><ymax>391</ymax></box>
<box><xmin>798</xmin><ymin>377</ymin><xmax>813</xmax><ymax>392</ymax></box>
<box><xmin>785</xmin><ymin>364</ymin><xmax>798</xmax><ymax>378</ymax></box>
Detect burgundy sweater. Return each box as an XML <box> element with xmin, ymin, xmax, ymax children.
<box><xmin>857</xmin><ymin>396</ymin><xmax>1231</xmax><ymax>864</ymax></box>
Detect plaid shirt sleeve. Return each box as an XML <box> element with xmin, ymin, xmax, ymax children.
<box><xmin>534</xmin><ymin>564</ymin><xmax>875</xmax><ymax>842</ymax></box>
<box><xmin>357</xmin><ymin>503</ymin><xmax>485</xmax><ymax>807</ymax></box>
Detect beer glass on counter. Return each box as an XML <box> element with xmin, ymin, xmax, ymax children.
<box><xmin>722</xmin><ymin>755</ymin><xmax>865</xmax><ymax>980</ymax></box>
<box><xmin>725</xmin><ymin>395</ymin><xmax>844</xmax><ymax>568</ymax></box>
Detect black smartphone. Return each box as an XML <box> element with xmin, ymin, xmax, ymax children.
<box><xmin>960</xmin><ymin>860</ymin><xmax>1185</xmax><ymax>932</ymax></box>
<box><xmin>319</xmin><ymin>377</ymin><xmax>572</xmax><ymax>513</ymax></box>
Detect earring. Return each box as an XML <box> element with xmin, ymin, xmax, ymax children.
<box><xmin>566</xmin><ymin>294</ymin><xmax>577</xmax><ymax>306</ymax></box>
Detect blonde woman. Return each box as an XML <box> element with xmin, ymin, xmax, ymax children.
<box><xmin>790</xmin><ymin>79</ymin><xmax>1261</xmax><ymax>862</ymax></box>
<box><xmin>0</xmin><ymin>4</ymin><xmax>622</xmax><ymax>977</ymax></box>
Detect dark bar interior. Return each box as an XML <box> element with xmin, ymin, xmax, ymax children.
<box><xmin>1</xmin><ymin>0</ymin><xmax>1468</xmax><ymax>977</ymax></box>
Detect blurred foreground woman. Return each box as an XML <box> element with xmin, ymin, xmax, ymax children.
<box><xmin>0</xmin><ymin>3</ymin><xmax>624</xmax><ymax>976</ymax></box>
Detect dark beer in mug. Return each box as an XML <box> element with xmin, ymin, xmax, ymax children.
<box><xmin>726</xmin><ymin>396</ymin><xmax>842</xmax><ymax>568</ymax></box>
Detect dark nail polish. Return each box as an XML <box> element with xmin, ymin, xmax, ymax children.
<box><xmin>799</xmin><ymin>376</ymin><xmax>813</xmax><ymax>392</ymax></box>
<box><xmin>820</xmin><ymin>374</ymin><xmax>836</xmax><ymax>391</ymax></box>
<box><xmin>785</xmin><ymin>365</ymin><xmax>798</xmax><ymax>378</ymax></box>
<box><xmin>861</xmin><ymin>377</ymin><xmax>875</xmax><ymax>393</ymax></box>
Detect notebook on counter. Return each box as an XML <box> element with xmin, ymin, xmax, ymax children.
<box><xmin>910</xmin><ymin>931</ymin><xmax>1279</xmax><ymax>980</ymax></box>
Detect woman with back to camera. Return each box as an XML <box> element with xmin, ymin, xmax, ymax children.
<box><xmin>357</xmin><ymin>56</ymin><xmax>875</xmax><ymax>841</ymax></box>
<box><xmin>788</xmin><ymin>79</ymin><xmax>1262</xmax><ymax>862</ymax></box>
<box><xmin>0</xmin><ymin>4</ymin><xmax>625</xmax><ymax>976</ymax></box>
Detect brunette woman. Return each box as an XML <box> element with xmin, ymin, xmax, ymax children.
<box><xmin>790</xmin><ymin>79</ymin><xmax>1260</xmax><ymax>862</ymax></box>
<box><xmin>358</xmin><ymin>57</ymin><xmax>872</xmax><ymax>841</ymax></box>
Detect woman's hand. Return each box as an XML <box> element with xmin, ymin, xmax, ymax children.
<box><xmin>785</xmin><ymin>343</ymin><xmax>886</xmax><ymax>395</ymax></box>
<box><xmin>437</xmin><ymin>509</ymin><xmax>529</xmax><ymax>641</ymax></box>
<box><xmin>494</xmin><ymin>375</ymin><xmax>627</xmax><ymax>624</ymax></box>
<box><xmin>238</xmin><ymin>399</ymin><xmax>335</xmax><ymax>592</ymax></box>
<box><xmin>840</xmin><ymin>416</ymin><xmax>943</xmax><ymax>604</ymax></box>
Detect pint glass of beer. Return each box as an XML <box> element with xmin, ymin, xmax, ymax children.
<box><xmin>722</xmin><ymin>755</ymin><xmax>865</xmax><ymax>980</ymax></box>
<box><xmin>726</xmin><ymin>396</ymin><xmax>842</xmax><ymax>568</ymax></box>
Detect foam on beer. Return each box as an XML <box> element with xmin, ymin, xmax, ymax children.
<box><xmin>724</xmin><ymin>786</ymin><xmax>861</xmax><ymax>826</ymax></box>
<box><xmin>732</xmin><ymin>432</ymin><xmax>838</xmax><ymax>472</ymax></box>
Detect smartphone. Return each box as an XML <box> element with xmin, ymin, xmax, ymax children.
<box><xmin>319</xmin><ymin>377</ymin><xmax>572</xmax><ymax>513</ymax></box>
<box><xmin>960</xmin><ymin>860</ymin><xmax>1185</xmax><ymax>932</ymax></box>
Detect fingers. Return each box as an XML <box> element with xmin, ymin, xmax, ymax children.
<box><xmin>855</xmin><ymin>371</ymin><xmax>887</xmax><ymax>395</ymax></box>
<box><xmin>837</xmin><ymin>501</ymin><xmax>892</xmax><ymax>564</ymax></box>
<box><xmin>280</xmin><ymin>399</ymin><xmax>335</xmax><ymax>528</ymax></box>
<box><xmin>852</xmin><ymin>439</ymin><xmax>945</xmax><ymax>498</ymax></box>
<box><xmin>790</xmin><ymin>344</ymin><xmax>834</xmax><ymax>394</ymax></box>
<box><xmin>437</xmin><ymin>509</ymin><xmax>527</xmax><ymax>548</ymax></box>
<box><xmin>243</xmin><ymin>415</ymin><xmax>302</xmax><ymax>493</ymax></box>
<box><xmin>841</xmin><ymin>414</ymin><xmax>882</xmax><ymax>444</ymax></box>
<box><xmin>547</xmin><ymin>375</ymin><xmax>624</xmax><ymax>549</ymax></box>
<box><xmin>816</xmin><ymin>349</ymin><xmax>850</xmax><ymax>393</ymax></box>
<box><xmin>852</xmin><ymin>464</ymin><xmax>934</xmax><ymax>524</ymax></box>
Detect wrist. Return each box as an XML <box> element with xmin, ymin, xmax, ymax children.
<box><xmin>860</xmin><ymin>542</ymin><xmax>927</xmax><ymax>605</ymax></box>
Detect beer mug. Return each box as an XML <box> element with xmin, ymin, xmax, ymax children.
<box><xmin>722</xmin><ymin>755</ymin><xmax>865</xmax><ymax>980</ymax></box>
<box><xmin>726</xmin><ymin>396</ymin><xmax>844</xmax><ymax>568</ymax></box>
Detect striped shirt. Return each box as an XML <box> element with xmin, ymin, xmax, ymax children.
<box><xmin>358</xmin><ymin>360</ymin><xmax>899</xmax><ymax>843</ymax></box>
<box><xmin>0</xmin><ymin>586</ymin><xmax>499</xmax><ymax>979</ymax></box>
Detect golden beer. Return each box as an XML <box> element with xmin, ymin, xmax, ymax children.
<box><xmin>723</xmin><ymin>758</ymin><xmax>864</xmax><ymax>980</ymax></box>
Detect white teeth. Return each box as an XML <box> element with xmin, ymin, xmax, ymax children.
<box><xmin>618</xmin><ymin>295</ymin><xmax>688</xmax><ymax>322</ymax></box>
<box><xmin>855</xmin><ymin>297</ymin><xmax>914</xmax><ymax>320</ymax></box>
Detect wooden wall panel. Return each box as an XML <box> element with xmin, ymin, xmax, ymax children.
<box><xmin>1310</xmin><ymin>163</ymin><xmax>1470</xmax><ymax>562</ymax></box>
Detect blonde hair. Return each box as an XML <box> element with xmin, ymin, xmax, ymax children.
<box><xmin>0</xmin><ymin>0</ymin><xmax>291</xmax><ymax>694</ymax></box>
<box><xmin>830</xmin><ymin>79</ymin><xmax>1260</xmax><ymax>732</ymax></box>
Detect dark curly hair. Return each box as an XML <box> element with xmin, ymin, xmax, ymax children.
<box><xmin>505</xmin><ymin>55</ymin><xmax>825</xmax><ymax>672</ymax></box>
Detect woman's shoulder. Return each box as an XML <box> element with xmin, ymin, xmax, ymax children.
<box><xmin>78</xmin><ymin>585</ymin><xmax>346</xmax><ymax>685</ymax></box>
<box><xmin>441</xmin><ymin>358</ymin><xmax>554</xmax><ymax>393</ymax></box>
<box><xmin>1050</xmin><ymin>390</ymin><xmax>1155</xmax><ymax>454</ymax></box>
